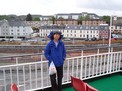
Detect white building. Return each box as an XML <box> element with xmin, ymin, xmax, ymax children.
<box><xmin>110</xmin><ymin>25</ymin><xmax>122</xmax><ymax>34</ymax></box>
<box><xmin>9</xmin><ymin>21</ymin><xmax>33</xmax><ymax>39</ymax></box>
<box><xmin>39</xmin><ymin>25</ymin><xmax>108</xmax><ymax>39</ymax></box>
<box><xmin>63</xmin><ymin>25</ymin><xmax>99</xmax><ymax>39</ymax></box>
<box><xmin>0</xmin><ymin>20</ymin><xmax>33</xmax><ymax>39</ymax></box>
<box><xmin>0</xmin><ymin>19</ymin><xmax>9</xmax><ymax>38</ymax></box>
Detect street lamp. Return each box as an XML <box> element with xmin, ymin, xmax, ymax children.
<box><xmin>108</xmin><ymin>16</ymin><xmax>112</xmax><ymax>52</ymax></box>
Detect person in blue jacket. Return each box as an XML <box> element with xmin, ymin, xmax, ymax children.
<box><xmin>44</xmin><ymin>31</ymin><xmax>66</xmax><ymax>91</ymax></box>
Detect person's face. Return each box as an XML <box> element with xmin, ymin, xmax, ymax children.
<box><xmin>53</xmin><ymin>33</ymin><xmax>60</xmax><ymax>41</ymax></box>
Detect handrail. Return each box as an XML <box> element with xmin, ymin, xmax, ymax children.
<box><xmin>0</xmin><ymin>49</ymin><xmax>122</xmax><ymax>91</ymax></box>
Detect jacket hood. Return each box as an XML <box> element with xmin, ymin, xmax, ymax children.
<box><xmin>48</xmin><ymin>31</ymin><xmax>63</xmax><ymax>40</ymax></box>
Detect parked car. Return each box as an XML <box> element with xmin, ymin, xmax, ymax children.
<box><xmin>0</xmin><ymin>39</ymin><xmax>6</xmax><ymax>42</ymax></box>
<box><xmin>64</xmin><ymin>38</ymin><xmax>71</xmax><ymax>41</ymax></box>
<box><xmin>41</xmin><ymin>38</ymin><xmax>46</xmax><ymax>41</ymax></box>
<box><xmin>85</xmin><ymin>38</ymin><xmax>89</xmax><ymax>41</ymax></box>
<box><xmin>91</xmin><ymin>37</ymin><xmax>97</xmax><ymax>41</ymax></box>
<box><xmin>9</xmin><ymin>38</ymin><xmax>22</xmax><ymax>42</ymax></box>
<box><xmin>27</xmin><ymin>39</ymin><xmax>38</xmax><ymax>42</ymax></box>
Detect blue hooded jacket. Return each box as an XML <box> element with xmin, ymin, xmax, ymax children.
<box><xmin>44</xmin><ymin>31</ymin><xmax>66</xmax><ymax>67</ymax></box>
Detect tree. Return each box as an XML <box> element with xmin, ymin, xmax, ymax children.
<box><xmin>32</xmin><ymin>27</ymin><xmax>39</xmax><ymax>32</ymax></box>
<box><xmin>0</xmin><ymin>15</ymin><xmax>9</xmax><ymax>20</ymax></box>
<box><xmin>33</xmin><ymin>17</ymin><xmax>40</xmax><ymax>21</ymax></box>
<box><xmin>58</xmin><ymin>17</ymin><xmax>64</xmax><ymax>20</ymax></box>
<box><xmin>78</xmin><ymin>15</ymin><xmax>90</xmax><ymax>21</ymax></box>
<box><xmin>78</xmin><ymin>16</ymin><xmax>90</xmax><ymax>25</ymax></box>
<box><xmin>26</xmin><ymin>13</ymin><xmax>32</xmax><ymax>21</ymax></box>
<box><xmin>78</xmin><ymin>16</ymin><xmax>84</xmax><ymax>25</ymax></box>
<box><xmin>102</xmin><ymin>16</ymin><xmax>110</xmax><ymax>25</ymax></box>
<box><xmin>85</xmin><ymin>15</ymin><xmax>90</xmax><ymax>20</ymax></box>
<box><xmin>51</xmin><ymin>16</ymin><xmax>56</xmax><ymax>24</ymax></box>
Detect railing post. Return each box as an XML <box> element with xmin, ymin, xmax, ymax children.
<box><xmin>80</xmin><ymin>57</ymin><xmax>83</xmax><ymax>79</ymax></box>
<box><xmin>29</xmin><ymin>64</ymin><xmax>32</xmax><ymax>90</ymax></box>
<box><xmin>3</xmin><ymin>68</ymin><xmax>6</xmax><ymax>91</ymax></box>
<box><xmin>107</xmin><ymin>53</ymin><xmax>110</xmax><ymax>74</ymax></box>
<box><xmin>80</xmin><ymin>50</ymin><xmax>83</xmax><ymax>79</ymax></box>
<box><xmin>35</xmin><ymin>63</ymin><xmax>38</xmax><ymax>89</ymax></box>
<box><xmin>40</xmin><ymin>54</ymin><xmax>43</xmax><ymax>89</ymax></box>
<box><xmin>118</xmin><ymin>52</ymin><xmax>122</xmax><ymax>71</ymax></box>
<box><xmin>16</xmin><ymin>57</ymin><xmax>19</xmax><ymax>91</ymax></box>
<box><xmin>23</xmin><ymin>66</ymin><xmax>26</xmax><ymax>91</ymax></box>
<box><xmin>66</xmin><ymin>59</ymin><xmax>70</xmax><ymax>81</ymax></box>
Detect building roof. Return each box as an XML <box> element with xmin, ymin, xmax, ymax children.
<box><xmin>9</xmin><ymin>21</ymin><xmax>28</xmax><ymax>27</ymax></box>
<box><xmin>0</xmin><ymin>19</ymin><xmax>9</xmax><ymax>26</ymax></box>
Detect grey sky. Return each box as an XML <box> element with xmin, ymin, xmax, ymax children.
<box><xmin>76</xmin><ymin>0</ymin><xmax>122</xmax><ymax>16</ymax></box>
<box><xmin>77</xmin><ymin>0</ymin><xmax>122</xmax><ymax>10</ymax></box>
<box><xmin>0</xmin><ymin>0</ymin><xmax>122</xmax><ymax>16</ymax></box>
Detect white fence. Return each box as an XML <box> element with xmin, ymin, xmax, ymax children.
<box><xmin>0</xmin><ymin>51</ymin><xmax>122</xmax><ymax>91</ymax></box>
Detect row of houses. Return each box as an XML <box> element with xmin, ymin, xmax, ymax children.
<box><xmin>26</xmin><ymin>12</ymin><xmax>102</xmax><ymax>27</ymax></box>
<box><xmin>0</xmin><ymin>19</ymin><xmax>122</xmax><ymax>40</ymax></box>
<box><xmin>26</xmin><ymin>19</ymin><xmax>107</xmax><ymax>28</ymax></box>
<box><xmin>39</xmin><ymin>24</ymin><xmax>109</xmax><ymax>40</ymax></box>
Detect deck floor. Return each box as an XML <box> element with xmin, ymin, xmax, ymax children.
<box><xmin>63</xmin><ymin>74</ymin><xmax>122</xmax><ymax>91</ymax></box>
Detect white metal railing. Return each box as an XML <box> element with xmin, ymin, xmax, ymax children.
<box><xmin>0</xmin><ymin>51</ymin><xmax>122</xmax><ymax>91</ymax></box>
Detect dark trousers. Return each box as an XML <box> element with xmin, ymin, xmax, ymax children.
<box><xmin>50</xmin><ymin>66</ymin><xmax>63</xmax><ymax>91</ymax></box>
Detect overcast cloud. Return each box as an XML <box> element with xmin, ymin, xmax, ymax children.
<box><xmin>77</xmin><ymin>0</ymin><xmax>122</xmax><ymax>10</ymax></box>
<box><xmin>0</xmin><ymin>0</ymin><xmax>122</xmax><ymax>16</ymax></box>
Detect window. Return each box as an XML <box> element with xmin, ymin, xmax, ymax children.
<box><xmin>80</xmin><ymin>27</ymin><xmax>82</xmax><ymax>29</ymax></box>
<box><xmin>105</xmin><ymin>27</ymin><xmax>108</xmax><ymax>30</ymax></box>
<box><xmin>86</xmin><ymin>27</ymin><xmax>89</xmax><ymax>29</ymax></box>
<box><xmin>91</xmin><ymin>27</ymin><xmax>94</xmax><ymax>29</ymax></box>
<box><xmin>95</xmin><ymin>27</ymin><xmax>98</xmax><ymax>29</ymax></box>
